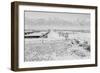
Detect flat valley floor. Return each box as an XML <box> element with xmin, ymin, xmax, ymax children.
<box><xmin>24</xmin><ymin>31</ymin><xmax>90</xmax><ymax>62</ymax></box>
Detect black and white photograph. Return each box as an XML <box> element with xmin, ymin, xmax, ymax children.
<box><xmin>24</xmin><ymin>11</ymin><xmax>91</xmax><ymax>61</ymax></box>
<box><xmin>11</xmin><ymin>1</ymin><xmax>97</xmax><ymax>71</ymax></box>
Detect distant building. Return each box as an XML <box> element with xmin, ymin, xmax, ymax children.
<box><xmin>47</xmin><ymin>30</ymin><xmax>65</xmax><ymax>40</ymax></box>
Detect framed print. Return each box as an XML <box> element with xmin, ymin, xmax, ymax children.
<box><xmin>11</xmin><ymin>1</ymin><xmax>98</xmax><ymax>71</ymax></box>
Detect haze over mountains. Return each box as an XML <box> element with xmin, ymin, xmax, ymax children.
<box><xmin>25</xmin><ymin>11</ymin><xmax>90</xmax><ymax>31</ymax></box>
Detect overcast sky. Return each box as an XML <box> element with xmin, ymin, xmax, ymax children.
<box><xmin>24</xmin><ymin>11</ymin><xmax>90</xmax><ymax>30</ymax></box>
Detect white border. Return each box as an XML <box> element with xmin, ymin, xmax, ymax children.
<box><xmin>18</xmin><ymin>5</ymin><xmax>96</xmax><ymax>68</ymax></box>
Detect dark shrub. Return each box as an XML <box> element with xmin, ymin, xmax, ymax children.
<box><xmin>85</xmin><ymin>45</ymin><xmax>90</xmax><ymax>51</ymax></box>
